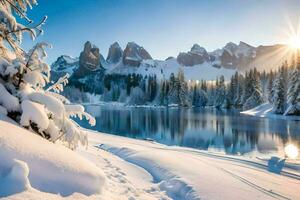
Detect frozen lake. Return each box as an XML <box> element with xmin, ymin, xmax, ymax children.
<box><xmin>76</xmin><ymin>105</ymin><xmax>300</xmax><ymax>159</ymax></box>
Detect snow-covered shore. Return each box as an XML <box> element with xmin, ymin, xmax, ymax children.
<box><xmin>1</xmin><ymin>119</ymin><xmax>300</xmax><ymax>200</ymax></box>
<box><xmin>241</xmin><ymin>103</ymin><xmax>300</xmax><ymax>120</ymax></box>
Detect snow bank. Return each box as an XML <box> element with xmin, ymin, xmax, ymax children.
<box><xmin>0</xmin><ymin>121</ymin><xmax>105</xmax><ymax>197</ymax></box>
<box><xmin>241</xmin><ymin>103</ymin><xmax>300</xmax><ymax>120</ymax></box>
<box><xmin>241</xmin><ymin>103</ymin><xmax>273</xmax><ymax>117</ymax></box>
<box><xmin>0</xmin><ymin>159</ymin><xmax>31</xmax><ymax>197</ymax></box>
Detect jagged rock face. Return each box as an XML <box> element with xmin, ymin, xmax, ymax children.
<box><xmin>51</xmin><ymin>55</ymin><xmax>79</xmax><ymax>81</ymax></box>
<box><xmin>122</xmin><ymin>42</ymin><xmax>152</xmax><ymax>67</ymax></box>
<box><xmin>74</xmin><ymin>41</ymin><xmax>103</xmax><ymax>77</ymax></box>
<box><xmin>220</xmin><ymin>49</ymin><xmax>238</xmax><ymax>68</ymax></box>
<box><xmin>177</xmin><ymin>44</ymin><xmax>209</xmax><ymax>66</ymax></box>
<box><xmin>106</xmin><ymin>42</ymin><xmax>123</xmax><ymax>64</ymax></box>
<box><xmin>51</xmin><ymin>55</ymin><xmax>78</xmax><ymax>71</ymax></box>
<box><xmin>218</xmin><ymin>42</ymin><xmax>257</xmax><ymax>69</ymax></box>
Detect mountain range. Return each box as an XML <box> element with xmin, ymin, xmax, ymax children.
<box><xmin>51</xmin><ymin>41</ymin><xmax>289</xmax><ymax>81</ymax></box>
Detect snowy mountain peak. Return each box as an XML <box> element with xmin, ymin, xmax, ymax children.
<box><xmin>51</xmin><ymin>55</ymin><xmax>78</xmax><ymax>71</ymax></box>
<box><xmin>122</xmin><ymin>42</ymin><xmax>152</xmax><ymax>66</ymax></box>
<box><xmin>223</xmin><ymin>42</ymin><xmax>238</xmax><ymax>56</ymax></box>
<box><xmin>177</xmin><ymin>44</ymin><xmax>209</xmax><ymax>66</ymax></box>
<box><xmin>238</xmin><ymin>41</ymin><xmax>253</xmax><ymax>48</ymax></box>
<box><xmin>190</xmin><ymin>44</ymin><xmax>207</xmax><ymax>55</ymax></box>
<box><xmin>221</xmin><ymin>41</ymin><xmax>256</xmax><ymax>59</ymax></box>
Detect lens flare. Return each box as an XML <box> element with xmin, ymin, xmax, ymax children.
<box><xmin>288</xmin><ymin>35</ymin><xmax>300</xmax><ymax>49</ymax></box>
<box><xmin>284</xmin><ymin>144</ymin><xmax>299</xmax><ymax>159</ymax></box>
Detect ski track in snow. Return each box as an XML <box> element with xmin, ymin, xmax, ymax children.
<box><xmin>90</xmin><ymin>131</ymin><xmax>300</xmax><ymax>200</ymax></box>
<box><xmin>193</xmin><ymin>156</ymin><xmax>291</xmax><ymax>200</ymax></box>
<box><xmin>100</xmin><ymin>145</ymin><xmax>294</xmax><ymax>200</ymax></box>
<box><xmin>78</xmin><ymin>143</ymin><xmax>170</xmax><ymax>200</ymax></box>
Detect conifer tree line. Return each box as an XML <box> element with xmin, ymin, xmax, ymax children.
<box><xmin>97</xmin><ymin>61</ymin><xmax>300</xmax><ymax>115</ymax></box>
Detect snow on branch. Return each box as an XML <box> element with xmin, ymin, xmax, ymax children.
<box><xmin>0</xmin><ymin>0</ymin><xmax>95</xmax><ymax>149</ymax></box>
<box><xmin>46</xmin><ymin>73</ymin><xmax>69</xmax><ymax>93</ymax></box>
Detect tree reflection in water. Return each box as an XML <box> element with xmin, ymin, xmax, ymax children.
<box><xmin>75</xmin><ymin>105</ymin><xmax>300</xmax><ymax>158</ymax></box>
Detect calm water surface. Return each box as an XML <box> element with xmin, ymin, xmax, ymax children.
<box><xmin>76</xmin><ymin>105</ymin><xmax>300</xmax><ymax>159</ymax></box>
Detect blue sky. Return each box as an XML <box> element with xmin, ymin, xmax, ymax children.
<box><xmin>21</xmin><ymin>0</ymin><xmax>300</xmax><ymax>63</ymax></box>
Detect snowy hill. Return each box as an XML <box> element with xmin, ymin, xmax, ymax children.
<box><xmin>107</xmin><ymin>58</ymin><xmax>235</xmax><ymax>80</ymax></box>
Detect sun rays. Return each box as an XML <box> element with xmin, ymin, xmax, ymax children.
<box><xmin>252</xmin><ymin>19</ymin><xmax>300</xmax><ymax>71</ymax></box>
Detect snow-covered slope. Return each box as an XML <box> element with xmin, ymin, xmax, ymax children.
<box><xmin>107</xmin><ymin>58</ymin><xmax>236</xmax><ymax>80</ymax></box>
<box><xmin>0</xmin><ymin>120</ymin><xmax>105</xmax><ymax>198</ymax></box>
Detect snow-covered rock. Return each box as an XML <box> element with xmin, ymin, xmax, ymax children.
<box><xmin>51</xmin><ymin>55</ymin><xmax>79</xmax><ymax>81</ymax></box>
<box><xmin>74</xmin><ymin>41</ymin><xmax>104</xmax><ymax>78</ymax></box>
<box><xmin>177</xmin><ymin>44</ymin><xmax>209</xmax><ymax>66</ymax></box>
<box><xmin>122</xmin><ymin>42</ymin><xmax>152</xmax><ymax>67</ymax></box>
<box><xmin>106</xmin><ymin>42</ymin><xmax>123</xmax><ymax>64</ymax></box>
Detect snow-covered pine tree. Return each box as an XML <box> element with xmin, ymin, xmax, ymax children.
<box><xmin>243</xmin><ymin>68</ymin><xmax>263</xmax><ymax>110</ymax></box>
<box><xmin>200</xmin><ymin>79</ymin><xmax>207</xmax><ymax>92</ymax></box>
<box><xmin>158</xmin><ymin>79</ymin><xmax>169</xmax><ymax>106</ymax></box>
<box><xmin>192</xmin><ymin>84</ymin><xmax>208</xmax><ymax>107</ymax></box>
<box><xmin>227</xmin><ymin>72</ymin><xmax>239</xmax><ymax>108</ymax></box>
<box><xmin>128</xmin><ymin>86</ymin><xmax>145</xmax><ymax>105</ymax></box>
<box><xmin>0</xmin><ymin>0</ymin><xmax>95</xmax><ymax>149</ymax></box>
<box><xmin>214</xmin><ymin>75</ymin><xmax>226</xmax><ymax>108</ymax></box>
<box><xmin>267</xmin><ymin>70</ymin><xmax>275</xmax><ymax>103</ymax></box>
<box><xmin>234</xmin><ymin>73</ymin><xmax>244</xmax><ymax>107</ymax></box>
<box><xmin>168</xmin><ymin>69</ymin><xmax>190</xmax><ymax>106</ymax></box>
<box><xmin>284</xmin><ymin>60</ymin><xmax>300</xmax><ymax>115</ymax></box>
<box><xmin>272</xmin><ymin>66</ymin><xmax>286</xmax><ymax>114</ymax></box>
<box><xmin>241</xmin><ymin>70</ymin><xmax>253</xmax><ymax>105</ymax></box>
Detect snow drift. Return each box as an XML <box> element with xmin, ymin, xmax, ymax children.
<box><xmin>0</xmin><ymin>120</ymin><xmax>105</xmax><ymax>197</ymax></box>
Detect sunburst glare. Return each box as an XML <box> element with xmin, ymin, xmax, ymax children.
<box><xmin>288</xmin><ymin>35</ymin><xmax>300</xmax><ymax>49</ymax></box>
<box><xmin>284</xmin><ymin>144</ymin><xmax>299</xmax><ymax>159</ymax></box>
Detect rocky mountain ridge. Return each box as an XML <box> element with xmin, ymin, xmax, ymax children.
<box><xmin>51</xmin><ymin>41</ymin><xmax>289</xmax><ymax>81</ymax></box>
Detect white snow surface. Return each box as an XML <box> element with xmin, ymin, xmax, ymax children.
<box><xmin>241</xmin><ymin>103</ymin><xmax>300</xmax><ymax>120</ymax></box>
<box><xmin>1</xmin><ymin>119</ymin><xmax>300</xmax><ymax>200</ymax></box>
<box><xmin>0</xmin><ymin>120</ymin><xmax>105</xmax><ymax>199</ymax></box>
<box><xmin>107</xmin><ymin>58</ymin><xmax>236</xmax><ymax>81</ymax></box>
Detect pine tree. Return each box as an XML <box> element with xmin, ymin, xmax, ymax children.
<box><xmin>234</xmin><ymin>73</ymin><xmax>244</xmax><ymax>107</ymax></box>
<box><xmin>284</xmin><ymin>60</ymin><xmax>300</xmax><ymax>115</ymax></box>
<box><xmin>128</xmin><ymin>86</ymin><xmax>146</xmax><ymax>105</ymax></box>
<box><xmin>192</xmin><ymin>84</ymin><xmax>207</xmax><ymax>107</ymax></box>
<box><xmin>243</xmin><ymin>68</ymin><xmax>263</xmax><ymax>110</ymax></box>
<box><xmin>272</xmin><ymin>67</ymin><xmax>286</xmax><ymax>114</ymax></box>
<box><xmin>168</xmin><ymin>69</ymin><xmax>189</xmax><ymax>106</ymax></box>
<box><xmin>215</xmin><ymin>75</ymin><xmax>226</xmax><ymax>108</ymax></box>
<box><xmin>267</xmin><ymin>70</ymin><xmax>275</xmax><ymax>103</ymax></box>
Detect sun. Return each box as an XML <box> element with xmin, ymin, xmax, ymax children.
<box><xmin>284</xmin><ymin>144</ymin><xmax>299</xmax><ymax>159</ymax></box>
<box><xmin>288</xmin><ymin>35</ymin><xmax>300</xmax><ymax>49</ymax></box>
